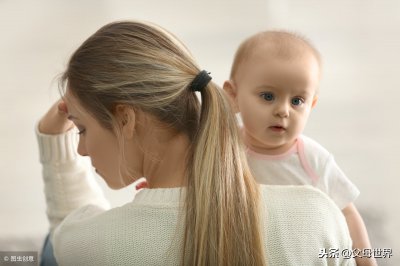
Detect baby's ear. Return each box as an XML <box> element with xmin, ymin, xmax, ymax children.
<box><xmin>311</xmin><ymin>95</ymin><xmax>318</xmax><ymax>108</ymax></box>
<box><xmin>223</xmin><ymin>80</ymin><xmax>239</xmax><ymax>113</ymax></box>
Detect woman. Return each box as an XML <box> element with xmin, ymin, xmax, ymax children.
<box><xmin>37</xmin><ymin>21</ymin><xmax>355</xmax><ymax>265</ymax></box>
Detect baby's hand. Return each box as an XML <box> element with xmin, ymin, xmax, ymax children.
<box><xmin>39</xmin><ymin>100</ymin><xmax>75</xmax><ymax>134</ymax></box>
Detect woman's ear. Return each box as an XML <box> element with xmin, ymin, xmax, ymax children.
<box><xmin>115</xmin><ymin>104</ymin><xmax>136</xmax><ymax>139</ymax></box>
<box><xmin>223</xmin><ymin>80</ymin><xmax>240</xmax><ymax>113</ymax></box>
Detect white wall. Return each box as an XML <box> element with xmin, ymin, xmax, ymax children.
<box><xmin>0</xmin><ymin>1</ymin><xmax>398</xmax><ymax>264</ymax></box>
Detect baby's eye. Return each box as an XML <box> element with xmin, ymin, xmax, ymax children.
<box><xmin>291</xmin><ymin>97</ymin><xmax>304</xmax><ymax>106</ymax></box>
<box><xmin>261</xmin><ymin>92</ymin><xmax>274</xmax><ymax>101</ymax></box>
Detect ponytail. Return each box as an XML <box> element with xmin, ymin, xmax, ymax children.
<box><xmin>183</xmin><ymin>81</ymin><xmax>266</xmax><ymax>265</ymax></box>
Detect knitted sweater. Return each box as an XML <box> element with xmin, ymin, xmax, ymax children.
<box><xmin>36</xmin><ymin>126</ymin><xmax>356</xmax><ymax>266</ymax></box>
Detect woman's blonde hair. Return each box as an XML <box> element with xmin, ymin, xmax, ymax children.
<box><xmin>61</xmin><ymin>21</ymin><xmax>265</xmax><ymax>266</ymax></box>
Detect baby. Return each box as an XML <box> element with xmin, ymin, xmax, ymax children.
<box><xmin>223</xmin><ymin>31</ymin><xmax>376</xmax><ymax>265</ymax></box>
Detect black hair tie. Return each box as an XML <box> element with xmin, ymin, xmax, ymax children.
<box><xmin>189</xmin><ymin>70</ymin><xmax>212</xmax><ymax>92</ymax></box>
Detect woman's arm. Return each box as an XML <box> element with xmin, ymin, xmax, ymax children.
<box><xmin>37</xmin><ymin>100</ymin><xmax>110</xmax><ymax>231</ymax></box>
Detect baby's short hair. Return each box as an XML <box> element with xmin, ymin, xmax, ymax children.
<box><xmin>230</xmin><ymin>31</ymin><xmax>321</xmax><ymax>79</ymax></box>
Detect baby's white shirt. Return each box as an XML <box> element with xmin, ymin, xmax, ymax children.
<box><xmin>247</xmin><ymin>135</ymin><xmax>360</xmax><ymax>210</ymax></box>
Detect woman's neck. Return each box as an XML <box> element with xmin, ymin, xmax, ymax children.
<box><xmin>142</xmin><ymin>132</ymin><xmax>189</xmax><ymax>188</ymax></box>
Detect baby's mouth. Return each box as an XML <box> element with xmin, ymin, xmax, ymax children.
<box><xmin>269</xmin><ymin>125</ymin><xmax>286</xmax><ymax>132</ymax></box>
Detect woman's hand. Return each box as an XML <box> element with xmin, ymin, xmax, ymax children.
<box><xmin>39</xmin><ymin>100</ymin><xmax>75</xmax><ymax>134</ymax></box>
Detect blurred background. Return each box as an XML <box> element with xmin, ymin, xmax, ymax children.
<box><xmin>0</xmin><ymin>0</ymin><xmax>398</xmax><ymax>265</ymax></box>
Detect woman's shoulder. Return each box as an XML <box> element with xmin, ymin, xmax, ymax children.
<box><xmin>261</xmin><ymin>184</ymin><xmax>332</xmax><ymax>200</ymax></box>
<box><xmin>260</xmin><ymin>185</ymin><xmax>347</xmax><ymax>226</ymax></box>
<box><xmin>260</xmin><ymin>185</ymin><xmax>355</xmax><ymax>265</ymax></box>
<box><xmin>52</xmin><ymin>194</ymin><xmax>183</xmax><ymax>265</ymax></box>
<box><xmin>54</xmin><ymin>188</ymin><xmax>184</xmax><ymax>235</ymax></box>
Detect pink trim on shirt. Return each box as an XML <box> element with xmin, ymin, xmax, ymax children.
<box><xmin>246</xmin><ymin>136</ymin><xmax>320</xmax><ymax>185</ymax></box>
<box><xmin>246</xmin><ymin>140</ymin><xmax>298</xmax><ymax>160</ymax></box>
<box><xmin>297</xmin><ymin>137</ymin><xmax>319</xmax><ymax>186</ymax></box>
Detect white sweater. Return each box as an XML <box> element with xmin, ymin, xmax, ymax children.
<box><xmin>37</xmin><ymin>127</ymin><xmax>356</xmax><ymax>266</ymax></box>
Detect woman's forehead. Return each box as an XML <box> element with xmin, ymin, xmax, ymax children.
<box><xmin>63</xmin><ymin>89</ymin><xmax>83</xmax><ymax>115</ymax></box>
<box><xmin>63</xmin><ymin>87</ymin><xmax>74</xmax><ymax>101</ymax></box>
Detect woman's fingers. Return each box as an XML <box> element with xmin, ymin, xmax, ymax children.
<box><xmin>58</xmin><ymin>100</ymin><xmax>68</xmax><ymax>114</ymax></box>
<box><xmin>39</xmin><ymin>100</ymin><xmax>75</xmax><ymax>135</ymax></box>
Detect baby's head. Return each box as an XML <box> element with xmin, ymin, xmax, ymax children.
<box><xmin>224</xmin><ymin>31</ymin><xmax>321</xmax><ymax>154</ymax></box>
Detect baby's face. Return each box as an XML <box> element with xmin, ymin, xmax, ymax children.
<box><xmin>231</xmin><ymin>48</ymin><xmax>320</xmax><ymax>155</ymax></box>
